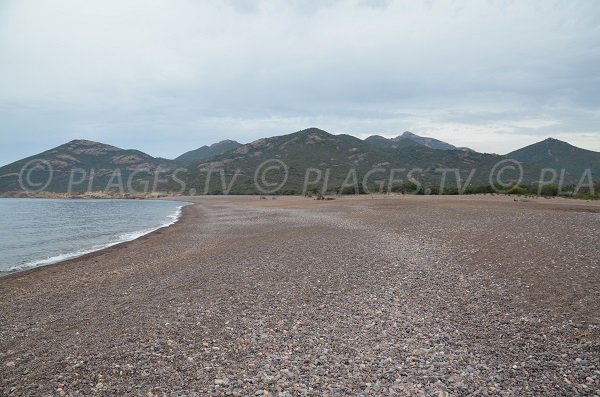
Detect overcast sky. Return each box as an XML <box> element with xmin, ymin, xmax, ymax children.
<box><xmin>1</xmin><ymin>0</ymin><xmax>599</xmax><ymax>165</ymax></box>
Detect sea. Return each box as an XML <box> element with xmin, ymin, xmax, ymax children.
<box><xmin>0</xmin><ymin>198</ymin><xmax>187</xmax><ymax>273</ymax></box>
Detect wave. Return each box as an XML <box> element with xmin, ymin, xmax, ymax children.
<box><xmin>5</xmin><ymin>202</ymin><xmax>189</xmax><ymax>273</ymax></box>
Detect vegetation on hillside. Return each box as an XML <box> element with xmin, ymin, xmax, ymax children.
<box><xmin>0</xmin><ymin>129</ymin><xmax>597</xmax><ymax>197</ymax></box>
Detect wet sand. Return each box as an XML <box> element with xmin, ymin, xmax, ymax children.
<box><xmin>1</xmin><ymin>195</ymin><xmax>599</xmax><ymax>396</ymax></box>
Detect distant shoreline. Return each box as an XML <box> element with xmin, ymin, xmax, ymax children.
<box><xmin>1</xmin><ymin>190</ymin><xmax>598</xmax><ymax>201</ymax></box>
<box><xmin>0</xmin><ymin>191</ymin><xmax>172</xmax><ymax>200</ymax></box>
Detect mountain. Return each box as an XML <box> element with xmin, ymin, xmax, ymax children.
<box><xmin>181</xmin><ymin>128</ymin><xmax>542</xmax><ymax>194</ymax></box>
<box><xmin>364</xmin><ymin>131</ymin><xmax>474</xmax><ymax>152</ymax></box>
<box><xmin>508</xmin><ymin>138</ymin><xmax>600</xmax><ymax>181</ymax></box>
<box><xmin>397</xmin><ymin>131</ymin><xmax>458</xmax><ymax>150</ymax></box>
<box><xmin>2</xmin><ymin>130</ymin><xmax>596</xmax><ymax>196</ymax></box>
<box><xmin>174</xmin><ymin>139</ymin><xmax>242</xmax><ymax>165</ymax></box>
<box><xmin>363</xmin><ymin>134</ymin><xmax>422</xmax><ymax>150</ymax></box>
<box><xmin>0</xmin><ymin>140</ymin><xmax>176</xmax><ymax>194</ymax></box>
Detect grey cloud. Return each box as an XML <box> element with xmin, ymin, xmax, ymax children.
<box><xmin>0</xmin><ymin>0</ymin><xmax>599</xmax><ymax>164</ymax></box>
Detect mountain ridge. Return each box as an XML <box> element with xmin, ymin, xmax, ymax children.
<box><xmin>1</xmin><ymin>129</ymin><xmax>597</xmax><ymax>195</ymax></box>
<box><xmin>364</xmin><ymin>131</ymin><xmax>474</xmax><ymax>152</ymax></box>
<box><xmin>181</xmin><ymin>128</ymin><xmax>548</xmax><ymax>194</ymax></box>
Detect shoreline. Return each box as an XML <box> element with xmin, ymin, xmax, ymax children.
<box><xmin>0</xmin><ymin>199</ymin><xmax>191</xmax><ymax>280</ymax></box>
<box><xmin>1</xmin><ymin>195</ymin><xmax>598</xmax><ymax>281</ymax></box>
<box><xmin>1</xmin><ymin>192</ymin><xmax>598</xmax><ymax>200</ymax></box>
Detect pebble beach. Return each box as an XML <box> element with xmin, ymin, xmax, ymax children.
<box><xmin>1</xmin><ymin>195</ymin><xmax>599</xmax><ymax>396</ymax></box>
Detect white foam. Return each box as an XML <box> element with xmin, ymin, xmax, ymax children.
<box><xmin>5</xmin><ymin>202</ymin><xmax>189</xmax><ymax>273</ymax></box>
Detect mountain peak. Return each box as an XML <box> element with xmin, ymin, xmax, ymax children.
<box><xmin>508</xmin><ymin>137</ymin><xmax>600</xmax><ymax>178</ymax></box>
<box><xmin>543</xmin><ymin>137</ymin><xmax>568</xmax><ymax>145</ymax></box>
<box><xmin>395</xmin><ymin>131</ymin><xmax>457</xmax><ymax>151</ymax></box>
<box><xmin>0</xmin><ymin>138</ymin><xmax>174</xmax><ymax>193</ymax></box>
<box><xmin>62</xmin><ymin>139</ymin><xmax>121</xmax><ymax>153</ymax></box>
<box><xmin>281</xmin><ymin>128</ymin><xmax>334</xmax><ymax>143</ymax></box>
<box><xmin>66</xmin><ymin>139</ymin><xmax>105</xmax><ymax>146</ymax></box>
<box><xmin>296</xmin><ymin>127</ymin><xmax>331</xmax><ymax>136</ymax></box>
<box><xmin>209</xmin><ymin>139</ymin><xmax>241</xmax><ymax>149</ymax></box>
<box><xmin>364</xmin><ymin>135</ymin><xmax>389</xmax><ymax>142</ymax></box>
<box><xmin>174</xmin><ymin>139</ymin><xmax>242</xmax><ymax>165</ymax></box>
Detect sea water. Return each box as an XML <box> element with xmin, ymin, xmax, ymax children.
<box><xmin>0</xmin><ymin>198</ymin><xmax>187</xmax><ymax>272</ymax></box>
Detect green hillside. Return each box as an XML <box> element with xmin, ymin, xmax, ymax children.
<box><xmin>180</xmin><ymin>128</ymin><xmax>545</xmax><ymax>195</ymax></box>
<box><xmin>2</xmin><ymin>131</ymin><xmax>596</xmax><ymax>196</ymax></box>
<box><xmin>0</xmin><ymin>140</ymin><xmax>177</xmax><ymax>193</ymax></box>
<box><xmin>508</xmin><ymin>138</ymin><xmax>600</xmax><ymax>181</ymax></box>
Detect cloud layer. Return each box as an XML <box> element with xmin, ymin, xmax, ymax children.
<box><xmin>1</xmin><ymin>0</ymin><xmax>599</xmax><ymax>164</ymax></box>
